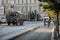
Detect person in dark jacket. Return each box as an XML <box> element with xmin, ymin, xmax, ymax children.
<box><xmin>48</xmin><ymin>19</ymin><xmax>51</xmax><ymax>27</ymax></box>
<box><xmin>44</xmin><ymin>19</ymin><xmax>46</xmax><ymax>26</ymax></box>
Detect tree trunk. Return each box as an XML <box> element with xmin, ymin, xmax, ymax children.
<box><xmin>54</xmin><ymin>11</ymin><xmax>59</xmax><ymax>39</ymax></box>
<box><xmin>56</xmin><ymin>11</ymin><xmax>59</xmax><ymax>37</ymax></box>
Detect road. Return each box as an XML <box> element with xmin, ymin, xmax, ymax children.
<box><xmin>11</xmin><ymin>28</ymin><xmax>52</xmax><ymax>40</ymax></box>
<box><xmin>0</xmin><ymin>21</ymin><xmax>54</xmax><ymax>40</ymax></box>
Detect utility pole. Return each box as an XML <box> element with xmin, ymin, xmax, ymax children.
<box><xmin>34</xmin><ymin>10</ymin><xmax>37</xmax><ymax>21</ymax></box>
<box><xmin>4</xmin><ymin>5</ymin><xmax>5</xmax><ymax>15</ymax></box>
<box><xmin>26</xmin><ymin>0</ymin><xmax>29</xmax><ymax>21</ymax></box>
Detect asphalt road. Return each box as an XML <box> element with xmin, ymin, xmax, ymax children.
<box><xmin>12</xmin><ymin>28</ymin><xmax>52</xmax><ymax>40</ymax></box>
<box><xmin>0</xmin><ymin>21</ymin><xmax>54</xmax><ymax>40</ymax></box>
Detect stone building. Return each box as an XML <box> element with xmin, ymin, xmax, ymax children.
<box><xmin>0</xmin><ymin>0</ymin><xmax>45</xmax><ymax>21</ymax></box>
<box><xmin>0</xmin><ymin>0</ymin><xmax>41</xmax><ymax>15</ymax></box>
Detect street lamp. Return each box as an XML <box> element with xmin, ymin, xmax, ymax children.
<box><xmin>34</xmin><ymin>10</ymin><xmax>37</xmax><ymax>21</ymax></box>
<box><xmin>4</xmin><ymin>5</ymin><xmax>5</xmax><ymax>15</ymax></box>
<box><xmin>26</xmin><ymin>0</ymin><xmax>29</xmax><ymax>21</ymax></box>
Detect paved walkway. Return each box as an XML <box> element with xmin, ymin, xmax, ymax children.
<box><xmin>51</xmin><ymin>27</ymin><xmax>60</xmax><ymax>40</ymax></box>
<box><xmin>0</xmin><ymin>23</ymin><xmax>40</xmax><ymax>40</ymax></box>
<box><xmin>0</xmin><ymin>21</ymin><xmax>54</xmax><ymax>40</ymax></box>
<box><xmin>14</xmin><ymin>28</ymin><xmax>52</xmax><ymax>40</ymax></box>
<box><xmin>58</xmin><ymin>28</ymin><xmax>60</xmax><ymax>40</ymax></box>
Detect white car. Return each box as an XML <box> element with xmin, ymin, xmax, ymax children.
<box><xmin>1</xmin><ymin>16</ymin><xmax>6</xmax><ymax>22</ymax></box>
<box><xmin>43</xmin><ymin>17</ymin><xmax>49</xmax><ymax>24</ymax></box>
<box><xmin>43</xmin><ymin>17</ymin><xmax>49</xmax><ymax>21</ymax></box>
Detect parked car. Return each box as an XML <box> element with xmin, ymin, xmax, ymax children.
<box><xmin>43</xmin><ymin>17</ymin><xmax>49</xmax><ymax>21</ymax></box>
<box><xmin>43</xmin><ymin>17</ymin><xmax>49</xmax><ymax>24</ymax></box>
<box><xmin>0</xmin><ymin>16</ymin><xmax>6</xmax><ymax>23</ymax></box>
<box><xmin>6</xmin><ymin>11</ymin><xmax>24</xmax><ymax>25</ymax></box>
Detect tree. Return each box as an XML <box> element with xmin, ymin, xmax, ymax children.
<box><xmin>39</xmin><ymin>0</ymin><xmax>60</xmax><ymax>38</ymax></box>
<box><xmin>29</xmin><ymin>11</ymin><xmax>35</xmax><ymax>21</ymax></box>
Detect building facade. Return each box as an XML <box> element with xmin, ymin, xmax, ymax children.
<box><xmin>0</xmin><ymin>0</ymin><xmax>41</xmax><ymax>15</ymax></box>
<box><xmin>0</xmin><ymin>0</ymin><xmax>46</xmax><ymax>21</ymax></box>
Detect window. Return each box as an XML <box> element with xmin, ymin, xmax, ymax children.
<box><xmin>25</xmin><ymin>6</ymin><xmax>28</xmax><ymax>12</ymax></box>
<box><xmin>18</xmin><ymin>0</ymin><xmax>19</xmax><ymax>4</ymax></box>
<box><xmin>29</xmin><ymin>6</ymin><xmax>32</xmax><ymax>10</ymax></box>
<box><xmin>30</xmin><ymin>0</ymin><xmax>31</xmax><ymax>3</ymax></box>
<box><xmin>15</xmin><ymin>0</ymin><xmax>18</xmax><ymax>4</ymax></box>
<box><xmin>18</xmin><ymin>0</ymin><xmax>21</xmax><ymax>4</ymax></box>
<box><xmin>8</xmin><ymin>0</ymin><xmax>11</xmax><ymax>3</ymax></box>
<box><xmin>3</xmin><ymin>0</ymin><xmax>6</xmax><ymax>4</ymax></box>
<box><xmin>11</xmin><ymin>0</ymin><xmax>14</xmax><ymax>4</ymax></box>
<box><xmin>34</xmin><ymin>0</ymin><xmax>36</xmax><ymax>3</ymax></box>
<box><xmin>22</xmin><ymin>0</ymin><xmax>23</xmax><ymax>3</ymax></box>
<box><xmin>1</xmin><ymin>0</ymin><xmax>4</xmax><ymax>4</ymax></box>
<box><xmin>14</xmin><ymin>0</ymin><xmax>15</xmax><ymax>4</ymax></box>
<box><xmin>6</xmin><ymin>0</ymin><xmax>8</xmax><ymax>4</ymax></box>
<box><xmin>7</xmin><ymin>0</ymin><xmax>14</xmax><ymax>4</ymax></box>
<box><xmin>21</xmin><ymin>6</ymin><xmax>23</xmax><ymax>12</ymax></box>
<box><xmin>26</xmin><ymin>0</ymin><xmax>27</xmax><ymax>3</ymax></box>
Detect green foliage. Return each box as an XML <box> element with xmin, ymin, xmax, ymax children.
<box><xmin>42</xmin><ymin>3</ymin><xmax>52</xmax><ymax>9</ymax></box>
<box><xmin>38</xmin><ymin>0</ymin><xmax>60</xmax><ymax>3</ymax></box>
<box><xmin>38</xmin><ymin>0</ymin><xmax>60</xmax><ymax>25</ymax></box>
<box><xmin>38</xmin><ymin>0</ymin><xmax>60</xmax><ymax>11</ymax></box>
<box><xmin>46</xmin><ymin>9</ymin><xmax>56</xmax><ymax>18</ymax></box>
<box><xmin>29</xmin><ymin>11</ymin><xmax>35</xmax><ymax>19</ymax></box>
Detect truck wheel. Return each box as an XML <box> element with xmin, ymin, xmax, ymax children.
<box><xmin>16</xmin><ymin>23</ymin><xmax>18</xmax><ymax>26</ymax></box>
<box><xmin>20</xmin><ymin>23</ymin><xmax>23</xmax><ymax>25</ymax></box>
<box><xmin>8</xmin><ymin>22</ymin><xmax>10</xmax><ymax>25</ymax></box>
<box><xmin>12</xmin><ymin>22</ymin><xmax>15</xmax><ymax>25</ymax></box>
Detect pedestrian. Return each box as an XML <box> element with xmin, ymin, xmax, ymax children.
<box><xmin>44</xmin><ymin>19</ymin><xmax>46</xmax><ymax>26</ymax></box>
<box><xmin>48</xmin><ymin>19</ymin><xmax>51</xmax><ymax>27</ymax></box>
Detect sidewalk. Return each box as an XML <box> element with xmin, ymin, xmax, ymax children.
<box><xmin>51</xmin><ymin>27</ymin><xmax>60</xmax><ymax>40</ymax></box>
<box><xmin>0</xmin><ymin>23</ymin><xmax>40</xmax><ymax>40</ymax></box>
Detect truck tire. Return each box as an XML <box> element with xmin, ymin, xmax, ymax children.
<box><xmin>16</xmin><ymin>23</ymin><xmax>18</xmax><ymax>26</ymax></box>
<box><xmin>12</xmin><ymin>22</ymin><xmax>15</xmax><ymax>25</ymax></box>
<box><xmin>20</xmin><ymin>22</ymin><xmax>23</xmax><ymax>25</ymax></box>
<box><xmin>8</xmin><ymin>22</ymin><xmax>10</xmax><ymax>25</ymax></box>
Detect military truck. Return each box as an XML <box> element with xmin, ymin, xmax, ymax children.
<box><xmin>6</xmin><ymin>11</ymin><xmax>24</xmax><ymax>25</ymax></box>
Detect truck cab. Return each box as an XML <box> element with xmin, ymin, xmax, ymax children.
<box><xmin>6</xmin><ymin>11</ymin><xmax>24</xmax><ymax>25</ymax></box>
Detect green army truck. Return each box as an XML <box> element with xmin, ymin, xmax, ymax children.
<box><xmin>6</xmin><ymin>11</ymin><xmax>24</xmax><ymax>25</ymax></box>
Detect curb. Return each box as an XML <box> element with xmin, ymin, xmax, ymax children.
<box><xmin>8</xmin><ymin>26</ymin><xmax>40</xmax><ymax>40</ymax></box>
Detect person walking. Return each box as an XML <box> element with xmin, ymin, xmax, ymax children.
<box><xmin>44</xmin><ymin>19</ymin><xmax>46</xmax><ymax>26</ymax></box>
<box><xmin>48</xmin><ymin>19</ymin><xmax>51</xmax><ymax>27</ymax></box>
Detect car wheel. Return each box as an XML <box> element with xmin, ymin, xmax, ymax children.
<box><xmin>16</xmin><ymin>23</ymin><xmax>18</xmax><ymax>26</ymax></box>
